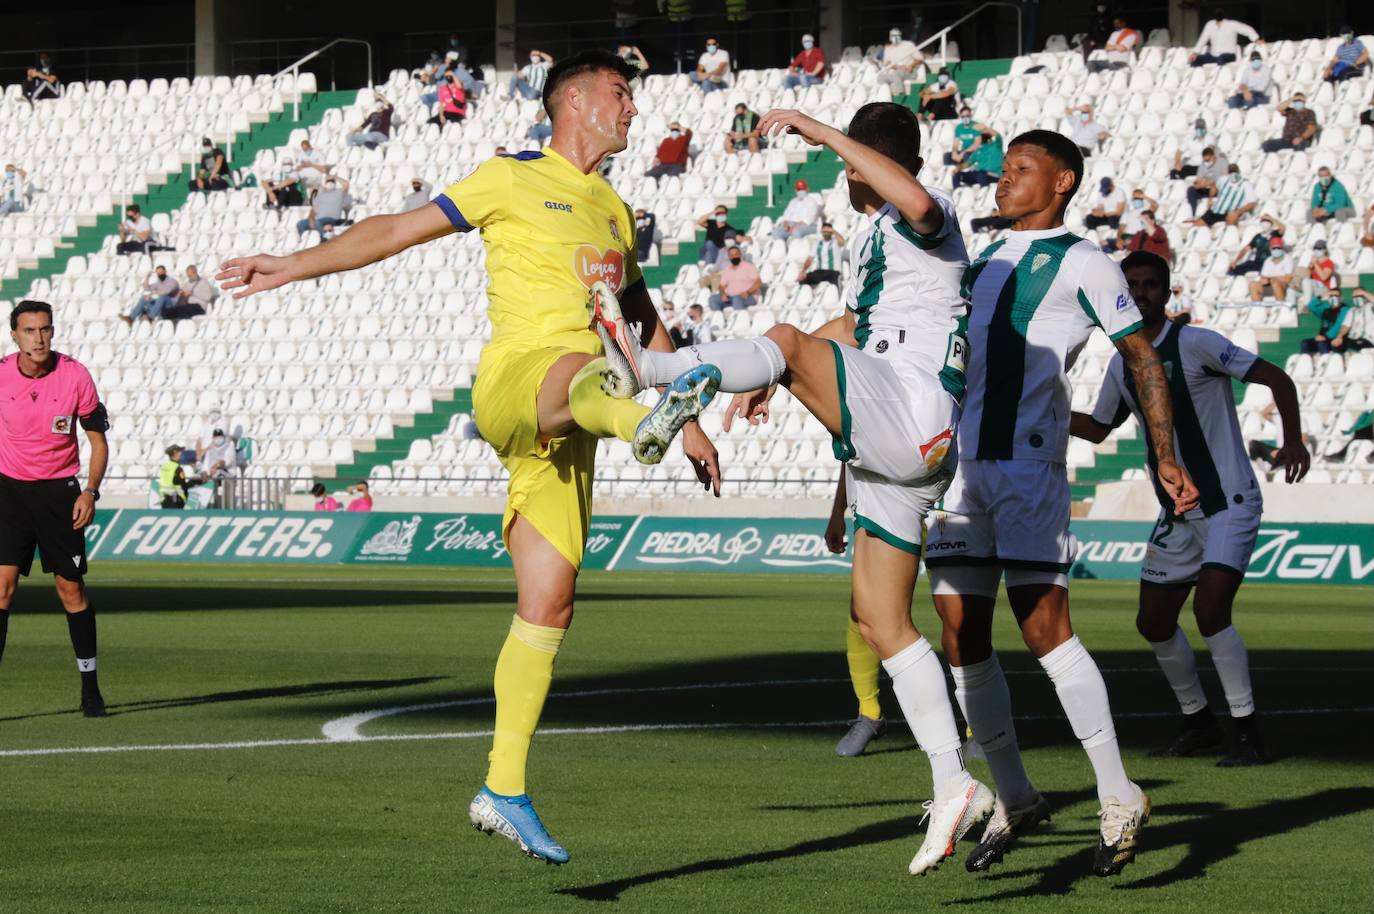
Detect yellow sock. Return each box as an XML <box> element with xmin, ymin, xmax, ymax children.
<box><xmin>568</xmin><ymin>358</ymin><xmax>649</xmax><ymax>442</ymax></box>
<box><xmin>485</xmin><ymin>615</ymin><xmax>566</xmax><ymax>796</ymax></box>
<box><xmin>846</xmin><ymin>617</ymin><xmax>883</xmax><ymax>720</ymax></box>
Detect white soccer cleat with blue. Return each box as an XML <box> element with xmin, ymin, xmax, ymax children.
<box><xmin>632</xmin><ymin>364</ymin><xmax>721</xmax><ymax>465</ymax></box>
<box><xmin>909</xmin><ymin>777</ymin><xmax>995</xmax><ymax>875</ymax></box>
<box><xmin>588</xmin><ymin>280</ymin><xmax>645</xmax><ymax>398</ymax></box>
<box><xmin>469</xmin><ymin>786</ymin><xmax>570</xmax><ymax>865</ymax></box>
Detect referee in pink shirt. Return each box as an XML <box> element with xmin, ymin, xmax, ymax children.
<box><xmin>0</xmin><ymin>301</ymin><xmax>110</xmax><ymax>716</ymax></box>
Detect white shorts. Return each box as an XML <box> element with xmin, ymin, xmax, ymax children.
<box><xmin>1141</xmin><ymin>495</ymin><xmax>1262</xmax><ymax>585</ymax></box>
<box><xmin>925</xmin><ymin>459</ymin><xmax>1077</xmax><ymax>594</ymax></box>
<box><xmin>846</xmin><ymin>462</ymin><xmax>954</xmax><ymax>555</ymax></box>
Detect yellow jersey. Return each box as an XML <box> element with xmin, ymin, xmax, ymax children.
<box><xmin>435</xmin><ymin>147</ymin><xmax>643</xmax><ymax>350</ymax></box>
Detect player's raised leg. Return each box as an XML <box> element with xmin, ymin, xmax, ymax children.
<box><xmin>1138</xmin><ymin>580</ymin><xmax>1226</xmax><ymax>757</ymax></box>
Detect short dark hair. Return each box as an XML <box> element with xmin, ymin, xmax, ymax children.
<box><xmin>10</xmin><ymin>299</ymin><xmax>52</xmax><ymax>330</ymax></box>
<box><xmin>1201</xmin><ymin>146</ymin><xmax>1216</xmax><ymax>156</ymax></box>
<box><xmin>846</xmin><ymin>102</ymin><xmax>922</xmax><ymax>175</ymax></box>
<box><xmin>1122</xmin><ymin>250</ymin><xmax>1170</xmax><ymax>286</ymax></box>
<box><xmin>1007</xmin><ymin>129</ymin><xmax>1084</xmax><ymax>198</ymax></box>
<box><xmin>311</xmin><ymin>483</ymin><xmax>327</xmax><ymax>497</ymax></box>
<box><xmin>543</xmin><ymin>50</ymin><xmax>639</xmax><ymax>122</ymax></box>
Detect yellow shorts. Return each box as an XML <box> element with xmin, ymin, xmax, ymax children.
<box><xmin>473</xmin><ymin>340</ymin><xmax>599</xmax><ymax>570</ymax></box>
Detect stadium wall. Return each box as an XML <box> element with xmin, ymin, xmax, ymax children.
<box><xmin>80</xmin><ymin>509</ymin><xmax>1374</xmax><ymax>585</ymax></box>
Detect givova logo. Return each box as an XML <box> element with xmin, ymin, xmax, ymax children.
<box><xmin>110</xmin><ymin>515</ymin><xmax>337</xmax><ymax>559</ymax></box>
<box><xmin>1245</xmin><ymin>528</ymin><xmax>1374</xmax><ymax>582</ymax></box>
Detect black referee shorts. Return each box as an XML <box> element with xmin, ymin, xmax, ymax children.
<box><xmin>0</xmin><ymin>473</ymin><xmax>88</xmax><ymax>579</ymax></box>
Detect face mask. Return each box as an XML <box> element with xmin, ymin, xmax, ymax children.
<box><xmin>1250</xmin><ymin>60</ymin><xmax>1262</xmax><ymax>70</ymax></box>
<box><xmin>729</xmin><ymin>256</ymin><xmax>742</xmax><ymax>266</ymax></box>
<box><xmin>1292</xmin><ymin>101</ymin><xmax>1305</xmax><ymax>110</ymax></box>
<box><xmin>1344</xmin><ymin>34</ymin><xmax>1355</xmax><ymax>42</ymax></box>
<box><xmin>890</xmin><ymin>34</ymin><xmax>901</xmax><ymax>43</ymax></box>
<box><xmin>636</xmin><ymin>217</ymin><xmax>647</xmax><ymax>227</ymax></box>
<box><xmin>412</xmin><ymin>183</ymin><xmax>422</xmax><ymax>192</ymax></box>
<box><xmin>156</xmin><ymin>272</ymin><xmax>166</xmax><ymax>280</ymax></box>
<box><xmin>715</xmin><ymin>214</ymin><xmax>726</xmax><ymax>224</ymax></box>
<box><xmin>1133</xmin><ymin>199</ymin><xmax>1144</xmax><ymax>209</ymax></box>
<box><xmin>1231</xmin><ymin>174</ymin><xmax>1242</xmax><ymax>183</ymax></box>
<box><xmin>706</xmin><ymin>44</ymin><xmax>717</xmax><ymax>52</ymax></box>
<box><xmin>961</xmin><ymin>116</ymin><xmax>971</xmax><ymax>125</ymax></box>
<box><xmin>326</xmin><ymin>184</ymin><xmax>337</xmax><ymax>191</ymax></box>
<box><xmin>938</xmin><ymin>74</ymin><xmax>949</xmax><ymax>85</ymax></box>
<box><xmin>1080</xmin><ymin>112</ymin><xmax>1090</xmax><ymax>122</ymax></box>
<box><xmin>1196</xmin><ymin>127</ymin><xmax>1207</xmax><ymax>136</ymax></box>
<box><xmin>212</xmin><ymin>435</ymin><xmax>225</xmax><ymax>447</ymax></box>
<box><xmin>1321</xmin><ymin>176</ymin><xmax>1333</xmax><ymax>187</ymax></box>
<box><xmin>822</xmin><ymin>232</ymin><xmax>833</xmax><ymax>240</ymax></box>
<box><xmin>203</xmin><ymin>144</ymin><xmax>211</xmax><ymax>151</ymax></box>
<box><xmin>1260</xmin><ymin>221</ymin><xmax>1273</xmax><ymax>232</ymax></box>
<box><xmin>670</xmin><ymin>129</ymin><xmax>681</xmax><ymax>139</ymax></box>
<box><xmin>802</xmin><ymin>39</ymin><xmax>814</xmax><ymax>49</ymax></box>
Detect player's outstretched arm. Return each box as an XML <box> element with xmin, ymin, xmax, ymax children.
<box><xmin>756</xmin><ymin>109</ymin><xmax>943</xmax><ymax>235</ymax></box>
<box><xmin>216</xmin><ymin>203</ymin><xmax>455</xmax><ymax>299</ymax></box>
<box><xmin>1244</xmin><ymin>359</ymin><xmax>1310</xmax><ymax>483</ymax></box>
<box><xmin>1069</xmin><ymin>412</ymin><xmax>1112</xmax><ymax>444</ymax></box>
<box><xmin>1113</xmin><ymin>330</ymin><xmax>1201</xmax><ymax>514</ymax></box>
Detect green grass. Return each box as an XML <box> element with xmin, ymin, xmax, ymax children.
<box><xmin>2</xmin><ymin>566</ymin><xmax>1370</xmax><ymax>913</ymax></box>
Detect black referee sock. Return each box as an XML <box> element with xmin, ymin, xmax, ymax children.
<box><xmin>66</xmin><ymin>606</ymin><xmax>98</xmax><ymax>684</ymax></box>
<box><xmin>0</xmin><ymin>609</ymin><xmax>9</xmax><ymax>665</ymax></box>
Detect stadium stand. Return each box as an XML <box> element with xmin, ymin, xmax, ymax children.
<box><xmin>2</xmin><ymin>36</ymin><xmax>1372</xmax><ymax>507</ymax></box>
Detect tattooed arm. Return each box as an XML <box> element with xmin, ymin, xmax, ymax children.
<box><xmin>1113</xmin><ymin>330</ymin><xmax>1201</xmax><ymax>514</ymax></box>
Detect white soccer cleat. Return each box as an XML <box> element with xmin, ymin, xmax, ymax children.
<box><xmin>588</xmin><ymin>280</ymin><xmax>645</xmax><ymax>398</ymax></box>
<box><xmin>909</xmin><ymin>777</ymin><xmax>995</xmax><ymax>875</ymax></box>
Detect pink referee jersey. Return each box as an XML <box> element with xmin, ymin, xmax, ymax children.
<box><xmin>0</xmin><ymin>352</ymin><xmax>100</xmax><ymax>481</ymax></box>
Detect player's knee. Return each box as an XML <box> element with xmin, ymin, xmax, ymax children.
<box><xmin>1192</xmin><ymin>603</ymin><xmax>1232</xmax><ymax>638</ymax></box>
<box><xmin>1019</xmin><ymin>611</ymin><xmax>1071</xmax><ymax>656</ymax></box>
<box><xmin>518</xmin><ymin>601</ymin><xmax>573</xmax><ymax>630</ymax></box>
<box><xmin>0</xmin><ymin>576</ymin><xmax>16</xmax><ymax>606</ymax></box>
<box><xmin>1135</xmin><ymin>609</ymin><xmax>1175</xmax><ymax>643</ymax></box>
<box><xmin>763</xmin><ymin>323</ymin><xmax>802</xmax><ymax>355</ymax></box>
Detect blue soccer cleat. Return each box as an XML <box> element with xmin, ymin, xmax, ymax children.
<box><xmin>468</xmin><ymin>786</ymin><xmax>570</xmax><ymax>865</ymax></box>
<box><xmin>632</xmin><ymin>363</ymin><xmax>721</xmax><ymax>465</ymax></box>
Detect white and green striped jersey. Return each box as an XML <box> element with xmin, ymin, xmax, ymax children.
<box><xmin>1208</xmin><ymin>175</ymin><xmax>1255</xmax><ymax>215</ymax></box>
<box><xmin>960</xmin><ymin>227</ymin><xmax>1143</xmax><ymax>463</ymax></box>
<box><xmin>524</xmin><ymin>61</ymin><xmax>550</xmax><ymax>92</ymax></box>
<box><xmin>843</xmin><ymin>191</ymin><xmax>970</xmax><ymax>401</ymax></box>
<box><xmin>1092</xmin><ymin>322</ymin><xmax>1260</xmax><ymax>517</ymax></box>
<box><xmin>813</xmin><ymin>235</ymin><xmax>845</xmax><ymax>272</ymax></box>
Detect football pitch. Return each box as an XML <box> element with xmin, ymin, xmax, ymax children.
<box><xmin>1</xmin><ymin>564</ymin><xmax>1370</xmax><ymax>913</ymax></box>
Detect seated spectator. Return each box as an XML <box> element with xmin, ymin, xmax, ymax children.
<box><xmin>1325</xmin><ymin>407</ymin><xmax>1374</xmax><ymax>461</ymax></box>
<box><xmin>296</xmin><ymin>176</ymin><xmax>351</xmax><ymax>237</ymax></box>
<box><xmin>874</xmin><ymin>27</ymin><xmax>924</xmax><ymax>93</ymax></box>
<box><xmin>347</xmin><ymin>93</ymin><xmax>395</xmax><ymax>148</ymax></box>
<box><xmin>190</xmin><ymin>137</ymin><xmax>228</xmax><ymax>192</ymax></box>
<box><xmin>798</xmin><ymin>223</ymin><xmax>846</xmax><ymax>286</ymax></box>
<box><xmin>510</xmin><ymin>50</ymin><xmax>553</xmax><ymax>100</ymax></box>
<box><xmin>783</xmin><ymin>34</ymin><xmax>827</xmax><ymax>89</ymax></box>
<box><xmin>1084</xmin><ymin>177</ymin><xmax>1125</xmax><ymax>231</ymax></box>
<box><xmin>123</xmin><ymin>265</ymin><xmax>179</xmax><ymax>323</ymax></box>
<box><xmin>697</xmin><ymin>205</ymin><xmax>749</xmax><ymax>265</ymax></box>
<box><xmin>427</xmin><ymin>71</ymin><xmax>467</xmax><ymax>127</ymax></box>
<box><xmin>634</xmin><ymin>208</ymin><xmax>658</xmax><ymax>262</ymax></box>
<box><xmin>443</xmin><ymin>35</ymin><xmax>485</xmax><ymax>97</ymax></box>
<box><xmin>691</xmin><ymin>38</ymin><xmax>731</xmax><ymax>94</ymax></box>
<box><xmin>771</xmin><ymin>179</ymin><xmax>823</xmax><ymax>241</ymax></box>
<box><xmin>1189</xmin><ymin>10</ymin><xmax>1259</xmax><ymax>66</ymax></box>
<box><xmin>1228</xmin><ymin>51</ymin><xmax>1273</xmax><ymax>108</ymax></box>
<box><xmin>1186</xmin><ymin>147</ymin><xmax>1229</xmax><ymax>214</ymax></box>
<box><xmin>1067</xmin><ymin>104</ymin><xmax>1109</xmax><ymax>156</ymax></box>
<box><xmin>1248</xmin><ymin>239</ymin><xmax>1292</xmax><ymax>302</ymax></box>
<box><xmin>0</xmin><ymin>164</ymin><xmax>27</xmax><ymax>216</ymax></box>
<box><xmin>1227</xmin><ymin>215</ymin><xmax>1284</xmax><ymax>275</ymax></box>
<box><xmin>415</xmin><ymin>49</ymin><xmax>445</xmax><ymax>87</ymax></box>
<box><xmin>644</xmin><ymin>122</ymin><xmax>692</xmax><ymax>180</ymax></box>
<box><xmin>617</xmin><ymin>45</ymin><xmax>649</xmax><ymax>74</ymax></box>
<box><xmin>953</xmin><ymin>125</ymin><xmax>1003</xmax><ymax>188</ymax></box>
<box><xmin>1261</xmin><ymin>95</ymin><xmax>1318</xmax><ymax>153</ymax></box>
<box><xmin>162</xmin><ymin>264</ymin><xmax>217</xmax><ymax>321</ymax></box>
<box><xmin>1086</xmin><ymin>15</ymin><xmax>1140</xmax><ymax>72</ymax></box>
<box><xmin>401</xmin><ymin>178</ymin><xmax>432</xmax><ymax>213</ymax></box>
<box><xmin>677</xmin><ymin>303</ymin><xmax>715</xmax><ymax>345</ymax></box>
<box><xmin>1300</xmin><ymin>289</ymin><xmax>1352</xmax><ymax>354</ymax></box>
<box><xmin>158</xmin><ymin>445</ymin><xmax>190</xmax><ymax>509</ymax></box>
<box><xmin>709</xmin><ymin>245</ymin><xmax>761</xmax><ymax>311</ymax></box>
<box><xmin>1193</xmin><ymin>164</ymin><xmax>1256</xmax><ymax>227</ymax></box>
<box><xmin>1309</xmin><ymin>167</ymin><xmax>1357</xmax><ymax>223</ymax></box>
<box><xmin>263</xmin><ymin>157</ymin><xmax>303</xmax><ymax>210</ymax></box>
<box><xmin>198</xmin><ymin>428</ymin><xmax>238</xmax><ymax>480</ymax></box>
<box><xmin>346</xmin><ymin>482</ymin><xmax>374</xmax><ymax>511</ymax></box>
<box><xmin>661</xmin><ymin>300</ymin><xmax>687</xmax><ymax>346</ymax></box>
<box><xmin>1303</xmin><ymin>239</ymin><xmax>1339</xmax><ymax>301</ymax></box>
<box><xmin>1104</xmin><ymin>190</ymin><xmax>1161</xmax><ymax>252</ymax></box>
<box><xmin>1171</xmin><ymin>118</ymin><xmax>1219</xmax><ymax>179</ymax></box>
<box><xmin>527</xmin><ymin>108</ymin><xmax>552</xmax><ymax>144</ymax></box>
<box><xmin>945</xmin><ymin>107</ymin><xmax>981</xmax><ymax>167</ymax></box>
<box><xmin>23</xmin><ymin>53</ymin><xmax>61</xmax><ymax>102</ymax></box>
<box><xmin>296</xmin><ymin>139</ymin><xmax>332</xmax><ymax>187</ymax></box>
<box><xmin>115</xmin><ymin>204</ymin><xmax>157</xmax><ymax>255</ymax></box>
<box><xmin>311</xmin><ymin>483</ymin><xmax>342</xmax><ymax>512</ymax></box>
<box><xmin>917</xmin><ymin>68</ymin><xmax>961</xmax><ymax>121</ymax></box>
<box><xmin>1324</xmin><ymin>27</ymin><xmax>1368</xmax><ymax>82</ymax></box>
<box><xmin>1166</xmin><ymin>282</ymin><xmax>1196</xmax><ymax>324</ymax></box>
<box><xmin>725</xmin><ymin>103</ymin><xmax>765</xmax><ymax>153</ymax></box>
<box><xmin>1126</xmin><ymin>210</ymin><xmax>1171</xmax><ymax>261</ymax></box>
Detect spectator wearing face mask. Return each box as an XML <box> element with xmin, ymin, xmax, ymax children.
<box><xmin>263</xmin><ymin>157</ymin><xmax>303</xmax><ymax>210</ymax></box>
<box><xmin>510</xmin><ymin>50</ymin><xmax>553</xmax><ymax>100</ymax></box>
<box><xmin>1194</xmin><ymin>164</ymin><xmax>1257</xmax><ymax>227</ymax></box>
<box><xmin>162</xmin><ymin>265</ymin><xmax>217</xmax><ymax>322</ymax></box>
<box><xmin>725</xmin><ymin>103</ymin><xmax>765</xmax><ymax>153</ymax></box>
<box><xmin>1086</xmin><ymin>15</ymin><xmax>1141</xmax><ymax>73</ymax></box>
<box><xmin>1309</xmin><ymin>168</ymin><xmax>1356</xmax><ymax>223</ymax></box>
<box><xmin>346</xmin><ymin>482</ymin><xmax>374</xmax><ymax>511</ymax></box>
<box><xmin>709</xmin><ymin>246</ymin><xmax>761</xmax><ymax>311</ymax></box>
<box><xmin>798</xmin><ymin>223</ymin><xmax>847</xmax><ymax>286</ymax></box>
<box><xmin>1260</xmin><ymin>95</ymin><xmax>1318</xmax><ymax>153</ymax></box>
<box><xmin>1303</xmin><ymin>240</ymin><xmax>1339</xmax><ymax>302</ymax></box>
<box><xmin>346</xmin><ymin>92</ymin><xmax>395</xmax><ymax>148</ymax></box>
<box><xmin>190</xmin><ymin>137</ymin><xmax>228</xmax><ymax>192</ymax></box>
<box><xmin>1228</xmin><ymin>52</ymin><xmax>1273</xmax><ymax>109</ymax></box>
<box><xmin>917</xmin><ymin>68</ymin><xmax>960</xmax><ymax>121</ymax></box>
<box><xmin>1084</xmin><ymin>177</ymin><xmax>1125</xmax><ymax>231</ymax></box>
<box><xmin>874</xmin><ymin>27</ymin><xmax>924</xmax><ymax>93</ymax></box>
<box><xmin>1248</xmin><ymin>239</ymin><xmax>1292</xmax><ymax>302</ymax></box>
<box><xmin>1185</xmin><ymin>147</ymin><xmax>1229</xmax><ymax>215</ymax></box>
<box><xmin>311</xmin><ymin>483</ymin><xmax>342</xmax><ymax>512</ymax></box>
<box><xmin>617</xmin><ymin>45</ymin><xmax>650</xmax><ymax>74</ymax></box>
<box><xmin>441</xmin><ymin>35</ymin><xmax>485</xmax><ymax>98</ymax></box>
<box><xmin>692</xmin><ymin>38</ymin><xmax>731</xmax><ymax>93</ymax></box>
<box><xmin>123</xmin><ymin>265</ymin><xmax>179</xmax><ymax>323</ymax></box>
<box><xmin>296</xmin><ymin>140</ymin><xmax>332</xmax><ymax>188</ymax></box>
<box><xmin>1227</xmin><ymin>215</ymin><xmax>1284</xmax><ymax>275</ymax></box>
<box><xmin>678</xmin><ymin>304</ymin><xmax>715</xmax><ymax>345</ymax></box>
<box><xmin>23</xmin><ymin>53</ymin><xmax>61</xmax><ymax>103</ymax></box>
<box><xmin>1067</xmin><ymin>104</ymin><xmax>1109</xmax><ymax>156</ymax></box>
<box><xmin>644</xmin><ymin>122</ymin><xmax>693</xmax><ymax>180</ymax></box>
<box><xmin>297</xmin><ymin>176</ymin><xmax>351</xmax><ymax>237</ymax></box>
<box><xmin>697</xmin><ymin>205</ymin><xmax>749</xmax><ymax>265</ymax></box>
<box><xmin>115</xmin><ymin>204</ymin><xmax>159</xmax><ymax>255</ymax></box>
<box><xmin>1324</xmin><ymin>27</ymin><xmax>1368</xmax><ymax>82</ymax></box>
<box><xmin>1104</xmin><ymin>188</ymin><xmax>1159</xmax><ymax>252</ymax></box>
<box><xmin>428</xmin><ymin>71</ymin><xmax>467</xmax><ymax>127</ymax></box>
<box><xmin>952</xmin><ymin>122</ymin><xmax>1003</xmax><ymax>189</ymax></box>
<box><xmin>771</xmin><ymin>180</ymin><xmax>823</xmax><ymax>241</ymax></box>
<box><xmin>1300</xmin><ymin>289</ymin><xmax>1352</xmax><ymax>354</ymax></box>
<box><xmin>783</xmin><ymin>34</ymin><xmax>827</xmax><ymax>89</ymax></box>
<box><xmin>634</xmin><ymin>209</ymin><xmax>658</xmax><ymax>263</ymax></box>
<box><xmin>527</xmin><ymin>108</ymin><xmax>553</xmax><ymax>144</ymax></box>
<box><xmin>401</xmin><ymin>178</ymin><xmax>432</xmax><ymax>213</ymax></box>
<box><xmin>1166</xmin><ymin>282</ymin><xmax>1196</xmax><ymax>325</ymax></box>
<box><xmin>0</xmin><ymin>165</ymin><xmax>27</xmax><ymax>217</ymax></box>
<box><xmin>1188</xmin><ymin>9</ymin><xmax>1260</xmax><ymax>67</ymax></box>
<box><xmin>1124</xmin><ymin>210</ymin><xmax>1171</xmax><ymax>261</ymax></box>
<box><xmin>946</xmin><ymin>107</ymin><xmax>981</xmax><ymax>168</ymax></box>
<box><xmin>199</xmin><ymin>428</ymin><xmax>238</xmax><ymax>481</ymax></box>
<box><xmin>1171</xmin><ymin>118</ymin><xmax>1219</xmax><ymax>179</ymax></box>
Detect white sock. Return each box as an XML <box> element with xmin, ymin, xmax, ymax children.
<box><xmin>949</xmin><ymin>654</ymin><xmax>1036</xmax><ymax>807</ymax></box>
<box><xmin>881</xmin><ymin>638</ymin><xmax>969</xmax><ymax>795</ymax></box>
<box><xmin>1039</xmin><ymin>636</ymin><xmax>1134</xmax><ymax>805</ymax></box>
<box><xmin>1149</xmin><ymin>627</ymin><xmax>1208</xmax><ymax>715</ymax></box>
<box><xmin>639</xmin><ymin>337</ymin><xmax>787</xmax><ymax>391</ymax></box>
<box><xmin>1203</xmin><ymin>626</ymin><xmax>1255</xmax><ymax>718</ymax></box>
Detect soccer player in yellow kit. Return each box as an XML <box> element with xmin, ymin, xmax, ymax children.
<box><xmin>219</xmin><ymin>51</ymin><xmax>724</xmax><ymax>864</ymax></box>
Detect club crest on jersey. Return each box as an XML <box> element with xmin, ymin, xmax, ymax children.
<box><xmin>1031</xmin><ymin>253</ymin><xmax>1051</xmax><ymax>273</ymax></box>
<box><xmin>608</xmin><ymin>216</ymin><xmax>622</xmax><ymax>244</ymax></box>
<box><xmin>51</xmin><ymin>415</ymin><xmax>71</xmax><ymax>434</ymax></box>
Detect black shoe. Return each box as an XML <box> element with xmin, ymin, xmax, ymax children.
<box><xmin>1148</xmin><ymin>714</ymin><xmax>1225</xmax><ymax>757</ymax></box>
<box><xmin>965</xmin><ymin>792</ymin><xmax>1052</xmax><ymax>872</ymax></box>
<box><xmin>81</xmin><ymin>686</ymin><xmax>107</xmax><ymax>718</ymax></box>
<box><xmin>1218</xmin><ymin>721</ymin><xmax>1272</xmax><ymax>767</ymax></box>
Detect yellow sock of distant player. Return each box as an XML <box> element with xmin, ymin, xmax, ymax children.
<box><xmin>568</xmin><ymin>358</ymin><xmax>649</xmax><ymax>442</ymax></box>
<box><xmin>485</xmin><ymin>615</ymin><xmax>566</xmax><ymax>796</ymax></box>
<box><xmin>846</xmin><ymin>617</ymin><xmax>883</xmax><ymax>720</ymax></box>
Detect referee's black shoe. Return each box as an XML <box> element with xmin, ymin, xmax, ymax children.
<box><xmin>81</xmin><ymin>682</ymin><xmax>107</xmax><ymax>718</ymax></box>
